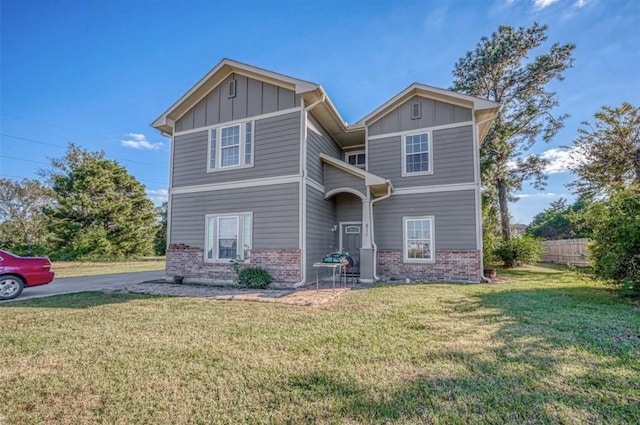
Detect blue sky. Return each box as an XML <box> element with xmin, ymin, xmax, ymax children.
<box><xmin>1</xmin><ymin>0</ymin><xmax>638</xmax><ymax>223</ymax></box>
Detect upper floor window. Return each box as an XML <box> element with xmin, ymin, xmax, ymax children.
<box><xmin>346</xmin><ymin>151</ymin><xmax>366</xmax><ymax>169</ymax></box>
<box><xmin>209</xmin><ymin>121</ymin><xmax>253</xmax><ymax>171</ymax></box>
<box><xmin>402</xmin><ymin>132</ymin><xmax>432</xmax><ymax>176</ymax></box>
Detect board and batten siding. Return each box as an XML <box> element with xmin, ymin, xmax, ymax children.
<box><xmin>175</xmin><ymin>73</ymin><xmax>301</xmax><ymax>132</ymax></box>
<box><xmin>306</xmin><ymin>114</ymin><xmax>341</xmax><ymax>186</ymax></box>
<box><xmin>305</xmin><ymin>186</ymin><xmax>337</xmax><ymax>280</ymax></box>
<box><xmin>367</xmin><ymin>125</ymin><xmax>475</xmax><ymax>188</ymax></box>
<box><xmin>324</xmin><ymin>166</ymin><xmax>368</xmax><ymax>198</ymax></box>
<box><xmin>170</xmin><ymin>183</ymin><xmax>300</xmax><ymax>250</ymax></box>
<box><xmin>373</xmin><ymin>190</ymin><xmax>478</xmax><ymax>250</ymax></box>
<box><xmin>171</xmin><ymin>111</ymin><xmax>301</xmax><ymax>188</ymax></box>
<box><xmin>368</xmin><ymin>95</ymin><xmax>472</xmax><ymax>136</ymax></box>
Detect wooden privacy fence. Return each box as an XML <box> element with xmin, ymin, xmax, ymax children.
<box><xmin>541</xmin><ymin>238</ymin><xmax>589</xmax><ymax>266</ymax></box>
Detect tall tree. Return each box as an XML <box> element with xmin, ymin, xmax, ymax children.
<box><xmin>451</xmin><ymin>23</ymin><xmax>575</xmax><ymax>241</ymax></box>
<box><xmin>153</xmin><ymin>201</ymin><xmax>168</xmax><ymax>256</ymax></box>
<box><xmin>0</xmin><ymin>178</ymin><xmax>53</xmax><ymax>254</ymax></box>
<box><xmin>569</xmin><ymin>102</ymin><xmax>640</xmax><ymax>197</ymax></box>
<box><xmin>42</xmin><ymin>144</ymin><xmax>157</xmax><ymax>260</ymax></box>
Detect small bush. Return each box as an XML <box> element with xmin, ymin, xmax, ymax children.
<box><xmin>495</xmin><ymin>235</ymin><xmax>544</xmax><ymax>267</ymax></box>
<box><xmin>237</xmin><ymin>267</ymin><xmax>272</xmax><ymax>289</ymax></box>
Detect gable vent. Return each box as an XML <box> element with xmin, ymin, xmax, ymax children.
<box><xmin>228</xmin><ymin>79</ymin><xmax>237</xmax><ymax>98</ymax></box>
<box><xmin>411</xmin><ymin>102</ymin><xmax>421</xmax><ymax>120</ymax></box>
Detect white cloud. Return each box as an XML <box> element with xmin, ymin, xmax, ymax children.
<box><xmin>514</xmin><ymin>192</ymin><xmax>563</xmax><ymax>199</ymax></box>
<box><xmin>121</xmin><ymin>133</ymin><xmax>164</xmax><ymax>150</ymax></box>
<box><xmin>147</xmin><ymin>189</ymin><xmax>168</xmax><ymax>204</ymax></box>
<box><xmin>540</xmin><ymin>147</ymin><xmax>584</xmax><ymax>174</ymax></box>
<box><xmin>533</xmin><ymin>0</ymin><xmax>559</xmax><ymax>9</ymax></box>
<box><xmin>574</xmin><ymin>0</ymin><xmax>586</xmax><ymax>7</ymax></box>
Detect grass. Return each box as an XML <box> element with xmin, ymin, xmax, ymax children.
<box><xmin>1</xmin><ymin>264</ymin><xmax>638</xmax><ymax>424</ymax></box>
<box><xmin>52</xmin><ymin>257</ymin><xmax>165</xmax><ymax>278</ymax></box>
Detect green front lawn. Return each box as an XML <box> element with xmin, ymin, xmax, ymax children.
<box><xmin>52</xmin><ymin>257</ymin><xmax>165</xmax><ymax>278</ymax></box>
<box><xmin>1</xmin><ymin>265</ymin><xmax>638</xmax><ymax>424</ymax></box>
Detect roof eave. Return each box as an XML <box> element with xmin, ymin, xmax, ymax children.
<box><xmin>152</xmin><ymin>58</ymin><xmax>320</xmax><ymax>135</ymax></box>
<box><xmin>355</xmin><ymin>83</ymin><xmax>499</xmax><ymax>126</ymax></box>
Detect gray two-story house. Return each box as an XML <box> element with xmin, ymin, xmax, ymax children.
<box><xmin>152</xmin><ymin>59</ymin><xmax>498</xmax><ymax>286</ymax></box>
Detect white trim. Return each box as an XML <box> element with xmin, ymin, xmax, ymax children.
<box><xmin>171</xmin><ymin>175</ymin><xmax>301</xmax><ymax>195</ymax></box>
<box><xmin>367</xmin><ymin>120</ymin><xmax>473</xmax><ymax>141</ymax></box>
<box><xmin>152</xmin><ymin>58</ymin><xmax>318</xmax><ymax>130</ymax></box>
<box><xmin>325</xmin><ymin>187</ymin><xmax>367</xmax><ymax>201</ymax></box>
<box><xmin>204</xmin><ymin>212</ymin><xmax>253</xmax><ymax>263</ymax></box>
<box><xmin>345</xmin><ymin>150</ymin><xmax>366</xmax><ymax>169</ymax></box>
<box><xmin>306</xmin><ymin>178</ymin><xmax>325</xmax><ymax>193</ymax></box>
<box><xmin>472</xmin><ymin>111</ymin><xmax>483</xmax><ymax>253</ymax></box>
<box><xmin>402</xmin><ymin>216</ymin><xmax>435</xmax><ymax>263</ymax></box>
<box><xmin>393</xmin><ymin>182</ymin><xmax>477</xmax><ymax>195</ymax></box>
<box><xmin>401</xmin><ymin>131</ymin><xmax>433</xmax><ymax>177</ymax></box>
<box><xmin>344</xmin><ymin>144</ymin><xmax>365</xmax><ymax>149</ymax></box>
<box><xmin>299</xmin><ymin>101</ymin><xmax>307</xmax><ymax>284</ymax></box>
<box><xmin>173</xmin><ymin>107</ymin><xmax>303</xmax><ymax>137</ymax></box>
<box><xmin>355</xmin><ymin>83</ymin><xmax>498</xmax><ymax>126</ymax></box>
<box><xmin>207</xmin><ymin>121</ymin><xmax>255</xmax><ymax>172</ymax></box>
<box><xmin>167</xmin><ymin>133</ymin><xmax>175</xmax><ymax>246</ymax></box>
<box><xmin>339</xmin><ymin>221</ymin><xmax>362</xmax><ymax>252</ymax></box>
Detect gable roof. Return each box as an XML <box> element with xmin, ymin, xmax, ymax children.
<box><xmin>353</xmin><ymin>83</ymin><xmax>498</xmax><ymax>143</ymax></box>
<box><xmin>355</xmin><ymin>83</ymin><xmax>498</xmax><ymax>126</ymax></box>
<box><xmin>152</xmin><ymin>58</ymin><xmax>321</xmax><ymax>134</ymax></box>
<box><xmin>152</xmin><ymin>60</ymin><xmax>498</xmax><ymax>145</ymax></box>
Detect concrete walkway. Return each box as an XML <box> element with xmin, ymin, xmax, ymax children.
<box><xmin>107</xmin><ymin>281</ymin><xmax>351</xmax><ymax>306</ymax></box>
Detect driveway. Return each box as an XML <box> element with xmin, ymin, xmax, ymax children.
<box><xmin>2</xmin><ymin>270</ymin><xmax>165</xmax><ymax>302</ymax></box>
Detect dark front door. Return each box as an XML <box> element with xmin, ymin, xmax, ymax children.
<box><xmin>340</xmin><ymin>222</ymin><xmax>361</xmax><ymax>255</ymax></box>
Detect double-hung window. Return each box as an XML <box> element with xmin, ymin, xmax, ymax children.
<box><xmin>205</xmin><ymin>213</ymin><xmax>252</xmax><ymax>262</ymax></box>
<box><xmin>402</xmin><ymin>132</ymin><xmax>431</xmax><ymax>176</ymax></box>
<box><xmin>209</xmin><ymin>121</ymin><xmax>254</xmax><ymax>171</ymax></box>
<box><xmin>403</xmin><ymin>216</ymin><xmax>434</xmax><ymax>262</ymax></box>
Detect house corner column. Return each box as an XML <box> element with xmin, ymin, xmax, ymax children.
<box><xmin>360</xmin><ymin>199</ymin><xmax>374</xmax><ymax>283</ymax></box>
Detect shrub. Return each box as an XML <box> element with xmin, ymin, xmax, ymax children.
<box><xmin>495</xmin><ymin>235</ymin><xmax>544</xmax><ymax>267</ymax></box>
<box><xmin>237</xmin><ymin>267</ymin><xmax>272</xmax><ymax>289</ymax></box>
<box><xmin>584</xmin><ymin>185</ymin><xmax>640</xmax><ymax>296</ymax></box>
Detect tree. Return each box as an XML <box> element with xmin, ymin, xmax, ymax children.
<box><xmin>153</xmin><ymin>201</ymin><xmax>168</xmax><ymax>256</ymax></box>
<box><xmin>581</xmin><ymin>185</ymin><xmax>640</xmax><ymax>296</ymax></box>
<box><xmin>0</xmin><ymin>178</ymin><xmax>53</xmax><ymax>254</ymax></box>
<box><xmin>42</xmin><ymin>144</ymin><xmax>157</xmax><ymax>260</ymax></box>
<box><xmin>451</xmin><ymin>23</ymin><xmax>575</xmax><ymax>241</ymax></box>
<box><xmin>569</xmin><ymin>102</ymin><xmax>640</xmax><ymax>197</ymax></box>
<box><xmin>527</xmin><ymin>197</ymin><xmax>589</xmax><ymax>240</ymax></box>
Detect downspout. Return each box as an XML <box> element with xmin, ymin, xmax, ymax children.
<box><xmin>293</xmin><ymin>95</ymin><xmax>326</xmax><ymax>288</ymax></box>
<box><xmin>369</xmin><ymin>180</ymin><xmax>392</xmax><ymax>280</ymax></box>
<box><xmin>475</xmin><ymin>112</ymin><xmax>497</xmax><ymax>283</ymax></box>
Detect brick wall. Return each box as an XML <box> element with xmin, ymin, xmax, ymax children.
<box><xmin>166</xmin><ymin>244</ymin><xmax>301</xmax><ymax>286</ymax></box>
<box><xmin>377</xmin><ymin>250</ymin><xmax>481</xmax><ymax>283</ymax></box>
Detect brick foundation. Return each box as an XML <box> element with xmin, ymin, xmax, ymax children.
<box><xmin>166</xmin><ymin>244</ymin><xmax>302</xmax><ymax>287</ymax></box>
<box><xmin>377</xmin><ymin>250</ymin><xmax>481</xmax><ymax>283</ymax></box>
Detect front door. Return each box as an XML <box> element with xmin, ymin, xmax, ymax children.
<box><xmin>340</xmin><ymin>222</ymin><xmax>362</xmax><ymax>256</ymax></box>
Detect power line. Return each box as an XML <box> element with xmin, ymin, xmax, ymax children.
<box><xmin>0</xmin><ymin>132</ymin><xmax>168</xmax><ymax>169</ymax></box>
<box><xmin>0</xmin><ymin>155</ymin><xmax>49</xmax><ymax>166</ymax></box>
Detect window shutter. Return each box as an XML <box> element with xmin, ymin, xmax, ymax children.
<box><xmin>411</xmin><ymin>102</ymin><xmax>421</xmax><ymax>120</ymax></box>
<box><xmin>228</xmin><ymin>80</ymin><xmax>237</xmax><ymax>98</ymax></box>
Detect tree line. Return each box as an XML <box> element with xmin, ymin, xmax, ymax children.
<box><xmin>0</xmin><ymin>144</ymin><xmax>167</xmax><ymax>260</ymax></box>
<box><xmin>450</xmin><ymin>23</ymin><xmax>638</xmax><ymax>295</ymax></box>
<box><xmin>1</xmin><ymin>23</ymin><xmax>637</xmax><ymax>294</ymax></box>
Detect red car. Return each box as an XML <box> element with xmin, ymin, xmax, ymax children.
<box><xmin>0</xmin><ymin>250</ymin><xmax>55</xmax><ymax>300</ymax></box>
